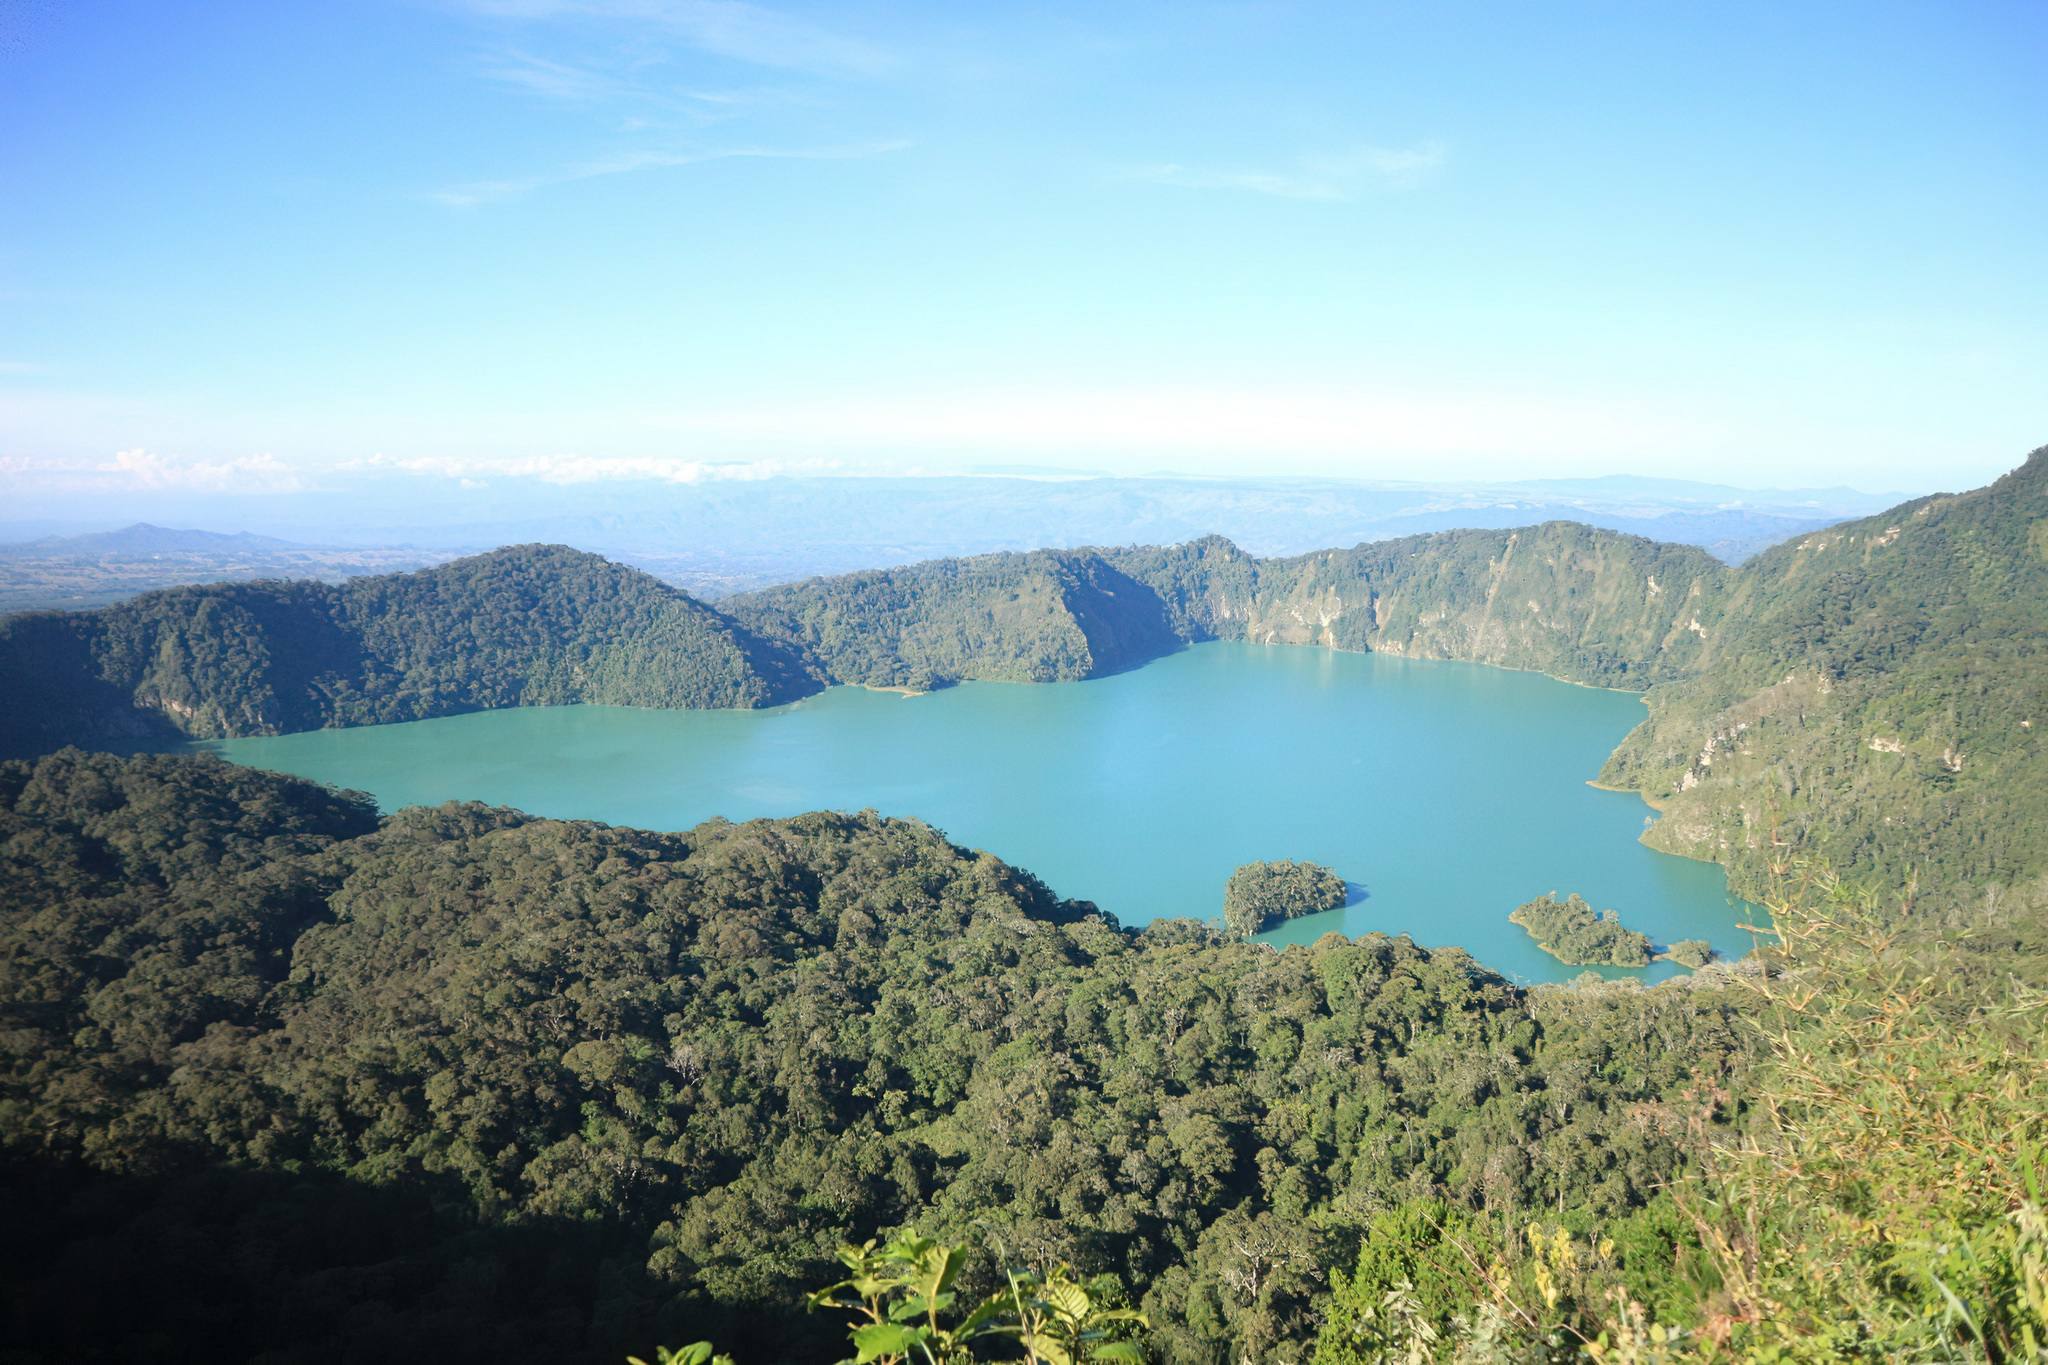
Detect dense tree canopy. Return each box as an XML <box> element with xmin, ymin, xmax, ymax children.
<box><xmin>0</xmin><ymin>751</ymin><xmax>1750</xmax><ymax>1362</ymax></box>
<box><xmin>1663</xmin><ymin>938</ymin><xmax>1715</xmax><ymax>969</ymax></box>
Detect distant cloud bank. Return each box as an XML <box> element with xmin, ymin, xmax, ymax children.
<box><xmin>350</xmin><ymin>452</ymin><xmax>845</xmax><ymax>486</ymax></box>
<box><xmin>1</xmin><ymin>449</ymin><xmax>306</xmax><ymax>495</ymax></box>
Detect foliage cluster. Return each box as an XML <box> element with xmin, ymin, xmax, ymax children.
<box><xmin>1679</xmin><ymin>873</ymin><xmax>2048</xmax><ymax>1359</ymax></box>
<box><xmin>1662</xmin><ymin>939</ymin><xmax>1715</xmax><ymax>970</ymax></box>
<box><xmin>803</xmin><ymin>1229</ymin><xmax>1145</xmax><ymax>1363</ymax></box>
<box><xmin>1222</xmin><ymin>859</ymin><xmax>1349</xmax><ymax>937</ymax></box>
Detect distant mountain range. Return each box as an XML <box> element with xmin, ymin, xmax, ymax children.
<box><xmin>0</xmin><ymin>523</ymin><xmax>308</xmax><ymax>557</ymax></box>
<box><xmin>1498</xmin><ymin>472</ymin><xmax>1895</xmax><ymax>507</ymax></box>
<box><xmin>329</xmin><ymin>471</ymin><xmax>1895</xmax><ymax>571</ymax></box>
<box><xmin>0</xmin><ymin>472</ymin><xmax>1902</xmax><ymax>611</ymax></box>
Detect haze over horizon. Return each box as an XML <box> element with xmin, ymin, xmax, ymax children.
<box><xmin>3</xmin><ymin>0</ymin><xmax>2043</xmax><ymax>507</ymax></box>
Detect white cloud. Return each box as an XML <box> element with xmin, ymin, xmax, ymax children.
<box><xmin>456</xmin><ymin>0</ymin><xmax>893</xmax><ymax>78</ymax></box>
<box><xmin>475</xmin><ymin>48</ymin><xmax>638</xmax><ymax>102</ymax></box>
<box><xmin>101</xmin><ymin>448</ymin><xmax>305</xmax><ymax>492</ymax></box>
<box><xmin>430</xmin><ymin>137</ymin><xmax>909</xmax><ymax>205</ymax></box>
<box><xmin>1130</xmin><ymin>141</ymin><xmax>1445</xmax><ymax>201</ymax></box>
<box><xmin>0</xmin><ymin>448</ymin><xmax>304</xmax><ymax>495</ymax></box>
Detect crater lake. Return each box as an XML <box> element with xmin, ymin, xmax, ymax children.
<box><xmin>196</xmin><ymin>641</ymin><xmax>1755</xmax><ymax>982</ymax></box>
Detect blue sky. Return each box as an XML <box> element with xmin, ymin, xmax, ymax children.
<box><xmin>1</xmin><ymin>0</ymin><xmax>2043</xmax><ymax>503</ymax></box>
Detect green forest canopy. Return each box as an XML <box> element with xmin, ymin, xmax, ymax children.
<box><xmin>0</xmin><ymin>750</ymin><xmax>1750</xmax><ymax>1363</ymax></box>
<box><xmin>5</xmin><ymin>750</ymin><xmax>2041</xmax><ymax>1361</ymax></box>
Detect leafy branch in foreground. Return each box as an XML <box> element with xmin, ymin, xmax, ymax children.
<box><xmin>649</xmin><ymin>1231</ymin><xmax>1148</xmax><ymax>1365</ymax></box>
<box><xmin>630</xmin><ymin>1345</ymin><xmax>735</xmax><ymax>1365</ymax></box>
<box><xmin>805</xmin><ymin>1231</ymin><xmax>1146</xmax><ymax>1364</ymax></box>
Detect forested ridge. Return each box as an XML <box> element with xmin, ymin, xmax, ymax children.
<box><xmin>725</xmin><ymin>549</ymin><xmax>1182</xmax><ymax>691</ymax></box>
<box><xmin>1597</xmin><ymin>451</ymin><xmax>2048</xmax><ymax>915</ymax></box>
<box><xmin>0</xmin><ymin>544</ymin><xmax>815</xmax><ymax>755</ymax></box>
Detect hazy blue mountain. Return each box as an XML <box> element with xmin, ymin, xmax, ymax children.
<box><xmin>0</xmin><ymin>523</ymin><xmax>307</xmax><ymax>557</ymax></box>
<box><xmin>1498</xmin><ymin>474</ymin><xmax>1902</xmax><ymax>511</ymax></box>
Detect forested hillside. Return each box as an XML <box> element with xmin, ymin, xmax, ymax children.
<box><xmin>1600</xmin><ymin>450</ymin><xmax>2048</xmax><ymax>914</ymax></box>
<box><xmin>725</xmin><ymin>549</ymin><xmax>1180</xmax><ymax>690</ymax></box>
<box><xmin>0</xmin><ymin>545</ymin><xmax>816</xmax><ymax>755</ymax></box>
<box><xmin>0</xmin><ymin>751</ymin><xmax>1749</xmax><ymax>1363</ymax></box>
<box><xmin>727</xmin><ymin>519</ymin><xmax>1726</xmax><ymax>695</ymax></box>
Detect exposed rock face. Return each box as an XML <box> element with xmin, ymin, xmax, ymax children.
<box><xmin>1106</xmin><ymin>522</ymin><xmax>1726</xmax><ymax>689</ymax></box>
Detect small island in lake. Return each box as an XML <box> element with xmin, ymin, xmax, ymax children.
<box><xmin>1223</xmin><ymin>859</ymin><xmax>1348</xmax><ymax>937</ymax></box>
<box><xmin>1661</xmin><ymin>937</ymin><xmax>1717</xmax><ymax>969</ymax></box>
<box><xmin>1508</xmin><ymin>892</ymin><xmax>1653</xmax><ymax>967</ymax></box>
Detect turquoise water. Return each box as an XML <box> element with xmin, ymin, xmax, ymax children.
<box><xmin>199</xmin><ymin>642</ymin><xmax>1757</xmax><ymax>982</ymax></box>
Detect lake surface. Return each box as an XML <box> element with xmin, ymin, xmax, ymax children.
<box><xmin>199</xmin><ymin>642</ymin><xmax>1757</xmax><ymax>983</ymax></box>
